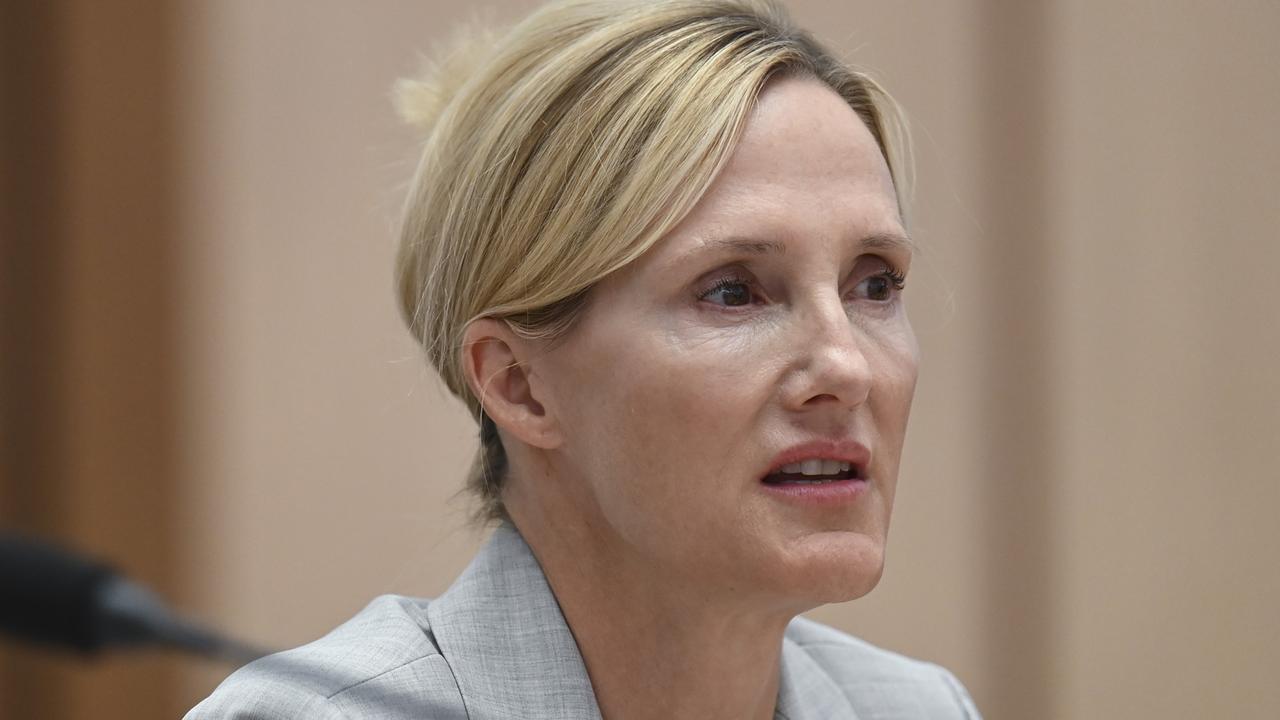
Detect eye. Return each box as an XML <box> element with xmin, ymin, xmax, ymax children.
<box><xmin>698</xmin><ymin>275</ymin><xmax>757</xmax><ymax>307</ymax></box>
<box><xmin>852</xmin><ymin>265</ymin><xmax>907</xmax><ymax>302</ymax></box>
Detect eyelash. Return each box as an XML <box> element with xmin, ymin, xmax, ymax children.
<box><xmin>699</xmin><ymin>277</ymin><xmax>746</xmax><ymax>303</ymax></box>
<box><xmin>697</xmin><ymin>264</ymin><xmax>907</xmax><ymax>306</ymax></box>
<box><xmin>881</xmin><ymin>266</ymin><xmax>908</xmax><ymax>290</ymax></box>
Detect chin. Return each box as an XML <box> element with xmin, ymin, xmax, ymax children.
<box><xmin>777</xmin><ymin>530</ymin><xmax>886</xmax><ymax>606</ymax></box>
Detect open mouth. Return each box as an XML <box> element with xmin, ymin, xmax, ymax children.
<box><xmin>762</xmin><ymin>461</ymin><xmax>862</xmax><ymax>485</ymax></box>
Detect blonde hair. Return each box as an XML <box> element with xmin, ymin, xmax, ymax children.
<box><xmin>394</xmin><ymin>0</ymin><xmax>910</xmax><ymax>522</ymax></box>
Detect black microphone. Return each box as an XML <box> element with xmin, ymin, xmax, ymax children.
<box><xmin>0</xmin><ymin>533</ymin><xmax>271</xmax><ymax>665</ymax></box>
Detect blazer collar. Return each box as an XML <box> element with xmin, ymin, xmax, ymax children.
<box><xmin>427</xmin><ymin>522</ymin><xmax>858</xmax><ymax>720</ymax></box>
<box><xmin>427</xmin><ymin>522</ymin><xmax>603</xmax><ymax>719</ymax></box>
<box><xmin>776</xmin><ymin>635</ymin><xmax>862</xmax><ymax>720</ymax></box>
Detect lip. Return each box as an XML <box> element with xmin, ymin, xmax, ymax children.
<box><xmin>759</xmin><ymin>438</ymin><xmax>873</xmax><ymax>506</ymax></box>
<box><xmin>761</xmin><ymin>438</ymin><xmax>872</xmax><ymax>478</ymax></box>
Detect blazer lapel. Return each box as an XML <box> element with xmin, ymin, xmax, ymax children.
<box><xmin>427</xmin><ymin>523</ymin><xmax>604</xmax><ymax>720</ymax></box>
<box><xmin>774</xmin><ymin>633</ymin><xmax>863</xmax><ymax>720</ymax></box>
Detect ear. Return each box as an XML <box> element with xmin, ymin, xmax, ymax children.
<box><xmin>460</xmin><ymin>317</ymin><xmax>562</xmax><ymax>451</ymax></box>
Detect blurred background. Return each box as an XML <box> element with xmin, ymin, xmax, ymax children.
<box><xmin>1</xmin><ymin>0</ymin><xmax>1277</xmax><ymax>718</ymax></box>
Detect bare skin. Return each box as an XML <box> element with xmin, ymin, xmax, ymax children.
<box><xmin>463</xmin><ymin>76</ymin><xmax>918</xmax><ymax>720</ymax></box>
<box><xmin>505</xmin><ymin>470</ymin><xmax>788</xmax><ymax>720</ymax></box>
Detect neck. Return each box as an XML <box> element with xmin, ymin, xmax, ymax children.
<box><xmin>508</xmin><ymin>492</ymin><xmax>794</xmax><ymax>720</ymax></box>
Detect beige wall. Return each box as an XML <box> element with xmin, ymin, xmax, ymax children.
<box><xmin>1047</xmin><ymin>2</ymin><xmax>1280</xmax><ymax>716</ymax></box>
<box><xmin>3</xmin><ymin>1</ymin><xmax>1276</xmax><ymax>718</ymax></box>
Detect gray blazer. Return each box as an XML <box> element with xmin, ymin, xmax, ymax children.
<box><xmin>186</xmin><ymin>524</ymin><xmax>981</xmax><ymax>719</ymax></box>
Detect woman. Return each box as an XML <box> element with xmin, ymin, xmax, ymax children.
<box><xmin>188</xmin><ymin>0</ymin><xmax>981</xmax><ymax>717</ymax></box>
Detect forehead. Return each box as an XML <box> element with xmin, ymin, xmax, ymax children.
<box><xmin>646</xmin><ymin>76</ymin><xmax>903</xmax><ymax>264</ymax></box>
<box><xmin>732</xmin><ymin>76</ymin><xmax>894</xmax><ymax>190</ymax></box>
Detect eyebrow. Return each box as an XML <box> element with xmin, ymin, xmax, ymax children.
<box><xmin>672</xmin><ymin>232</ymin><xmax>916</xmax><ymax>266</ymax></box>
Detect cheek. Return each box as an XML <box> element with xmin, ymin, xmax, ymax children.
<box><xmin>565</xmin><ymin>328</ymin><xmax>770</xmax><ymax>528</ymax></box>
<box><xmin>616</xmin><ymin>339</ymin><xmax>759</xmax><ymax>477</ymax></box>
<box><xmin>879</xmin><ymin>335</ymin><xmax>919</xmax><ymax>418</ymax></box>
<box><xmin>868</xmin><ymin>324</ymin><xmax>920</xmax><ymax>491</ymax></box>
<box><xmin>865</xmin><ymin>310</ymin><xmax>919</xmax><ymax>402</ymax></box>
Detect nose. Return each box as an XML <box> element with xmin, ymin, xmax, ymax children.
<box><xmin>782</xmin><ymin>296</ymin><xmax>873</xmax><ymax>412</ymax></box>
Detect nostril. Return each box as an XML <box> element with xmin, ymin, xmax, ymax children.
<box><xmin>802</xmin><ymin>393</ymin><xmax>843</xmax><ymax>407</ymax></box>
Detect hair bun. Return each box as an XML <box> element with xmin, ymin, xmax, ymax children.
<box><xmin>393</xmin><ymin>25</ymin><xmax>500</xmax><ymax>137</ymax></box>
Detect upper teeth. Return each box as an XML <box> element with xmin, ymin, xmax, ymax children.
<box><xmin>780</xmin><ymin>459</ymin><xmax>852</xmax><ymax>476</ymax></box>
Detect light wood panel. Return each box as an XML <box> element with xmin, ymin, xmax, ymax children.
<box><xmin>1</xmin><ymin>1</ymin><xmax>181</xmax><ymax>718</ymax></box>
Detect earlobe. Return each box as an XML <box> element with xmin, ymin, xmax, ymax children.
<box><xmin>461</xmin><ymin>318</ymin><xmax>562</xmax><ymax>450</ymax></box>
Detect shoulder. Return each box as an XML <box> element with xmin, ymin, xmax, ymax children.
<box><xmin>184</xmin><ymin>595</ymin><xmax>466</xmax><ymax>720</ymax></box>
<box><xmin>784</xmin><ymin>616</ymin><xmax>983</xmax><ymax>719</ymax></box>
